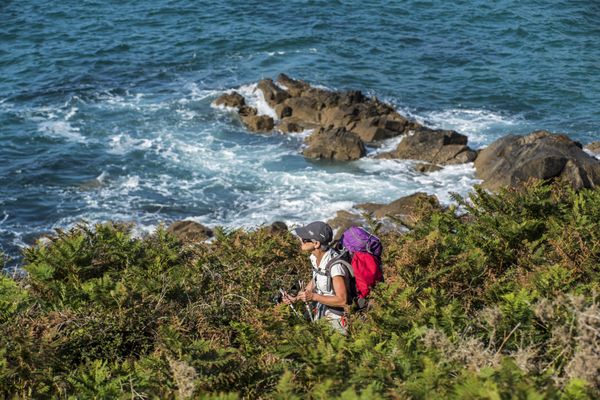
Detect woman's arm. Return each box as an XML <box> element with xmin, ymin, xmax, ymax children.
<box><xmin>299</xmin><ymin>275</ymin><xmax>347</xmax><ymax>307</ymax></box>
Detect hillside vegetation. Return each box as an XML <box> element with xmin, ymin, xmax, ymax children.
<box><xmin>1</xmin><ymin>182</ymin><xmax>599</xmax><ymax>399</ymax></box>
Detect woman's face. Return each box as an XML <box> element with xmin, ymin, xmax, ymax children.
<box><xmin>300</xmin><ymin>237</ymin><xmax>318</xmax><ymax>252</ymax></box>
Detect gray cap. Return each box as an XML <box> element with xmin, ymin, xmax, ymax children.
<box><xmin>294</xmin><ymin>221</ymin><xmax>333</xmax><ymax>244</ymax></box>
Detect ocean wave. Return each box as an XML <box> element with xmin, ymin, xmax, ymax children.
<box><xmin>37</xmin><ymin>120</ymin><xmax>86</xmax><ymax>143</ymax></box>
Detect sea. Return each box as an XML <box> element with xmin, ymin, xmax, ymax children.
<box><xmin>1</xmin><ymin>0</ymin><xmax>599</xmax><ymax>266</ymax></box>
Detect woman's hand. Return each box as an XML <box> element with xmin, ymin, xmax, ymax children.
<box><xmin>298</xmin><ymin>290</ymin><xmax>314</xmax><ymax>302</ymax></box>
<box><xmin>282</xmin><ymin>291</ymin><xmax>296</xmax><ymax>304</ymax></box>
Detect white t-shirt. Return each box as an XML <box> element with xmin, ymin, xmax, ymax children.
<box><xmin>310</xmin><ymin>250</ymin><xmax>348</xmax><ymax>320</ymax></box>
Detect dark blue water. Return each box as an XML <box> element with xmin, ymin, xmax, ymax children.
<box><xmin>1</xmin><ymin>0</ymin><xmax>599</xmax><ymax>264</ymax></box>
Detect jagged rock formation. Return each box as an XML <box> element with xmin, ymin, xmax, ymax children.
<box><xmin>378</xmin><ymin>129</ymin><xmax>477</xmax><ymax>165</ymax></box>
<box><xmin>213</xmin><ymin>74</ymin><xmax>477</xmax><ymax>163</ymax></box>
<box><xmin>302</xmin><ymin>127</ymin><xmax>366</xmax><ymax>161</ymax></box>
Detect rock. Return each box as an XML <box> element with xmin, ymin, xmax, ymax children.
<box><xmin>393</xmin><ymin>128</ymin><xmax>477</xmax><ymax>165</ymax></box>
<box><xmin>257</xmin><ymin>79</ymin><xmax>289</xmax><ymax>107</ymax></box>
<box><xmin>213</xmin><ymin>92</ymin><xmax>246</xmax><ymax>109</ymax></box>
<box><xmin>241</xmin><ymin>114</ymin><xmax>274</xmax><ymax>132</ymax></box>
<box><xmin>319</xmin><ymin>105</ymin><xmax>360</xmax><ymax>131</ymax></box>
<box><xmin>276</xmin><ymin>73</ymin><xmax>311</xmax><ymax>97</ymax></box>
<box><xmin>585</xmin><ymin>141</ymin><xmax>600</xmax><ymax>154</ymax></box>
<box><xmin>474</xmin><ymin>130</ymin><xmax>600</xmax><ymax>191</ymax></box>
<box><xmin>274</xmin><ymin>103</ymin><xmax>293</xmax><ymax>119</ymax></box>
<box><xmin>239</xmin><ymin>106</ymin><xmax>258</xmax><ymax>117</ymax></box>
<box><xmin>415</xmin><ymin>163</ymin><xmax>443</xmax><ymax>173</ymax></box>
<box><xmin>302</xmin><ymin>127</ymin><xmax>366</xmax><ymax>161</ymax></box>
<box><xmin>357</xmin><ymin>192</ymin><xmax>441</xmax><ymax>227</ymax></box>
<box><xmin>268</xmin><ymin>221</ymin><xmax>288</xmax><ymax>234</ymax></box>
<box><xmin>168</xmin><ymin>220</ymin><xmax>213</xmax><ymax>242</ymax></box>
<box><xmin>276</xmin><ymin>117</ymin><xmax>317</xmax><ymax>133</ymax></box>
<box><xmin>350</xmin><ymin>116</ymin><xmax>404</xmax><ymax>142</ymax></box>
<box><xmin>283</xmin><ymin>97</ymin><xmax>320</xmax><ymax>125</ymax></box>
<box><xmin>327</xmin><ymin>210</ymin><xmax>366</xmax><ymax>239</ymax></box>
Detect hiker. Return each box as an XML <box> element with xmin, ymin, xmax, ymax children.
<box><xmin>283</xmin><ymin>221</ymin><xmax>351</xmax><ymax>334</ymax></box>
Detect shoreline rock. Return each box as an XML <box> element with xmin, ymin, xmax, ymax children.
<box><xmin>213</xmin><ymin>74</ymin><xmax>474</xmax><ymax>164</ymax></box>
<box><xmin>474</xmin><ymin>130</ymin><xmax>600</xmax><ymax>191</ymax></box>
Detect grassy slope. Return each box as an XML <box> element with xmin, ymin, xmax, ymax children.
<box><xmin>1</xmin><ymin>182</ymin><xmax>599</xmax><ymax>399</ymax></box>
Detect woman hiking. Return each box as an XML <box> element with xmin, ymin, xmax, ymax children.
<box><xmin>283</xmin><ymin>221</ymin><xmax>351</xmax><ymax>334</ymax></box>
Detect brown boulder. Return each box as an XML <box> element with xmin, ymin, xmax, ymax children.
<box><xmin>257</xmin><ymin>79</ymin><xmax>290</xmax><ymax>107</ymax></box>
<box><xmin>357</xmin><ymin>192</ymin><xmax>440</xmax><ymax>227</ymax></box>
<box><xmin>474</xmin><ymin>130</ymin><xmax>600</xmax><ymax>191</ymax></box>
<box><xmin>327</xmin><ymin>210</ymin><xmax>366</xmax><ymax>240</ymax></box>
<box><xmin>392</xmin><ymin>128</ymin><xmax>477</xmax><ymax>165</ymax></box>
<box><xmin>167</xmin><ymin>220</ymin><xmax>213</xmax><ymax>242</ymax></box>
<box><xmin>241</xmin><ymin>114</ymin><xmax>274</xmax><ymax>132</ymax></box>
<box><xmin>268</xmin><ymin>221</ymin><xmax>288</xmax><ymax>234</ymax></box>
<box><xmin>284</xmin><ymin>97</ymin><xmax>320</xmax><ymax>124</ymax></box>
<box><xmin>303</xmin><ymin>127</ymin><xmax>366</xmax><ymax>161</ymax></box>
<box><xmin>350</xmin><ymin>116</ymin><xmax>406</xmax><ymax>142</ymax></box>
<box><xmin>276</xmin><ymin>117</ymin><xmax>317</xmax><ymax>133</ymax></box>
<box><xmin>276</xmin><ymin>73</ymin><xmax>311</xmax><ymax>97</ymax></box>
<box><xmin>274</xmin><ymin>103</ymin><xmax>293</xmax><ymax>119</ymax></box>
<box><xmin>213</xmin><ymin>92</ymin><xmax>245</xmax><ymax>109</ymax></box>
<box><xmin>415</xmin><ymin>163</ymin><xmax>443</xmax><ymax>173</ymax></box>
<box><xmin>585</xmin><ymin>141</ymin><xmax>600</xmax><ymax>154</ymax></box>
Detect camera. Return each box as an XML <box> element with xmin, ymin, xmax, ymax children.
<box><xmin>271</xmin><ymin>282</ymin><xmax>300</xmax><ymax>304</ymax></box>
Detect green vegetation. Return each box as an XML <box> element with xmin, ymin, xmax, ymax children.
<box><xmin>1</xmin><ymin>182</ymin><xmax>599</xmax><ymax>399</ymax></box>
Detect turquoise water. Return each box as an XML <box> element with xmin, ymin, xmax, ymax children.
<box><xmin>1</xmin><ymin>0</ymin><xmax>599</xmax><ymax>263</ymax></box>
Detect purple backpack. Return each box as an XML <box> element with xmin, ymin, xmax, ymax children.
<box><xmin>341</xmin><ymin>226</ymin><xmax>383</xmax><ymax>259</ymax></box>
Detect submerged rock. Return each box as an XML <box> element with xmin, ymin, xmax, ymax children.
<box><xmin>475</xmin><ymin>131</ymin><xmax>600</xmax><ymax>191</ymax></box>
<box><xmin>415</xmin><ymin>162</ymin><xmax>443</xmax><ymax>173</ymax></box>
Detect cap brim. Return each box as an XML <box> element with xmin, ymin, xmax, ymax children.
<box><xmin>293</xmin><ymin>226</ymin><xmax>311</xmax><ymax>239</ymax></box>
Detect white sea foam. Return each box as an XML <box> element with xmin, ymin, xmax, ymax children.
<box><xmin>583</xmin><ymin>148</ymin><xmax>600</xmax><ymax>160</ymax></box>
<box><xmin>108</xmin><ymin>133</ymin><xmax>158</xmax><ymax>155</ymax></box>
<box><xmin>236</xmin><ymin>83</ymin><xmax>278</xmax><ymax>119</ymax></box>
<box><xmin>38</xmin><ymin>120</ymin><xmax>86</xmax><ymax>143</ymax></box>
<box><xmin>366</xmin><ymin>135</ymin><xmax>404</xmax><ymax>156</ymax></box>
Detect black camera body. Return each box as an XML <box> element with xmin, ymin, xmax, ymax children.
<box><xmin>271</xmin><ymin>282</ymin><xmax>300</xmax><ymax>304</ymax></box>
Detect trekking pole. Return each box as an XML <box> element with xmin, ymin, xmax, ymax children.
<box><xmin>299</xmin><ymin>280</ymin><xmax>314</xmax><ymax>322</ymax></box>
<box><xmin>280</xmin><ymin>289</ymin><xmax>302</xmax><ymax>319</ymax></box>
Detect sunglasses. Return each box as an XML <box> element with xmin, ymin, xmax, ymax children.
<box><xmin>301</xmin><ymin>238</ymin><xmax>314</xmax><ymax>244</ymax></box>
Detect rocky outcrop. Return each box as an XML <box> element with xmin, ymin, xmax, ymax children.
<box><xmin>167</xmin><ymin>220</ymin><xmax>213</xmax><ymax>242</ymax></box>
<box><xmin>215</xmin><ymin>74</ymin><xmax>471</xmax><ymax>163</ymax></box>
<box><xmin>379</xmin><ymin>129</ymin><xmax>477</xmax><ymax>165</ymax></box>
<box><xmin>257</xmin><ymin>79</ymin><xmax>290</xmax><ymax>107</ymax></box>
<box><xmin>585</xmin><ymin>141</ymin><xmax>600</xmax><ymax>155</ymax></box>
<box><xmin>357</xmin><ymin>192</ymin><xmax>441</xmax><ymax>227</ymax></box>
<box><xmin>475</xmin><ymin>131</ymin><xmax>600</xmax><ymax>191</ymax></box>
<box><xmin>328</xmin><ymin>210</ymin><xmax>368</xmax><ymax>239</ymax></box>
<box><xmin>302</xmin><ymin>127</ymin><xmax>366</xmax><ymax>161</ymax></box>
<box><xmin>328</xmin><ymin>192</ymin><xmax>441</xmax><ymax>236</ymax></box>
<box><xmin>213</xmin><ymin>92</ymin><xmax>246</xmax><ymax>109</ymax></box>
